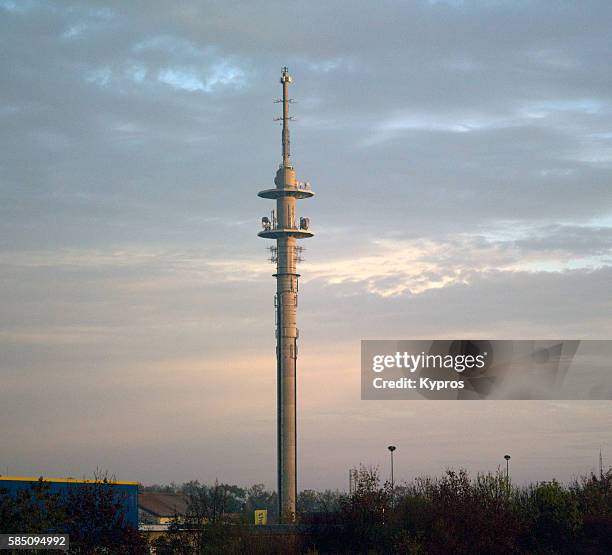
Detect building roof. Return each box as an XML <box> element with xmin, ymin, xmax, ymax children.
<box><xmin>139</xmin><ymin>492</ymin><xmax>189</xmax><ymax>517</ymax></box>
<box><xmin>0</xmin><ymin>476</ymin><xmax>138</xmax><ymax>485</ymax></box>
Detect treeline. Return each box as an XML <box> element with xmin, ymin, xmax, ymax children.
<box><xmin>142</xmin><ymin>480</ymin><xmax>342</xmax><ymax>523</ymax></box>
<box><xmin>300</xmin><ymin>466</ymin><xmax>612</xmax><ymax>554</ymax></box>
<box><xmin>153</xmin><ymin>467</ymin><xmax>612</xmax><ymax>554</ymax></box>
<box><xmin>2</xmin><ymin>468</ymin><xmax>611</xmax><ymax>553</ymax></box>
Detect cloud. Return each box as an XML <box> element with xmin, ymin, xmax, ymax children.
<box><xmin>157</xmin><ymin>63</ymin><xmax>246</xmax><ymax>93</ymax></box>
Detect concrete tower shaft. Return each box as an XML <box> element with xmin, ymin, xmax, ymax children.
<box><xmin>258</xmin><ymin>67</ymin><xmax>314</xmax><ymax>523</ymax></box>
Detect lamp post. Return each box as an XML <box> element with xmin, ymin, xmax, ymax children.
<box><xmin>504</xmin><ymin>454</ymin><xmax>511</xmax><ymax>498</ymax></box>
<box><xmin>388</xmin><ymin>445</ymin><xmax>396</xmax><ymax>502</ymax></box>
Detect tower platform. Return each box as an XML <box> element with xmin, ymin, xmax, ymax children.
<box><xmin>258</xmin><ymin>187</ymin><xmax>315</xmax><ymax>200</ymax></box>
<box><xmin>258</xmin><ymin>228</ymin><xmax>314</xmax><ymax>239</ymax></box>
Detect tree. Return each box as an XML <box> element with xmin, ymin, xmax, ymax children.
<box><xmin>0</xmin><ymin>479</ymin><xmax>64</xmax><ymax>533</ymax></box>
<box><xmin>335</xmin><ymin>465</ymin><xmax>393</xmax><ymax>552</ymax></box>
<box><xmin>63</xmin><ymin>476</ymin><xmax>148</xmax><ymax>554</ymax></box>
<box><xmin>0</xmin><ymin>476</ymin><xmax>148</xmax><ymax>554</ymax></box>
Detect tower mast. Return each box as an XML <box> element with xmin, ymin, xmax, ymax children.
<box><xmin>258</xmin><ymin>67</ymin><xmax>314</xmax><ymax>523</ymax></box>
<box><xmin>281</xmin><ymin>66</ymin><xmax>291</xmax><ymax>166</ymax></box>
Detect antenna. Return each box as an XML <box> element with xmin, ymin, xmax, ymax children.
<box><xmin>280</xmin><ymin>66</ymin><xmax>292</xmax><ymax>166</ymax></box>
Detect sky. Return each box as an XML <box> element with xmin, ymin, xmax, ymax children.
<box><xmin>1</xmin><ymin>0</ymin><xmax>611</xmax><ymax>490</ymax></box>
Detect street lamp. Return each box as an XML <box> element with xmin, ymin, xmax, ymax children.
<box><xmin>504</xmin><ymin>454</ymin><xmax>511</xmax><ymax>482</ymax></box>
<box><xmin>504</xmin><ymin>454</ymin><xmax>512</xmax><ymax>498</ymax></box>
<box><xmin>388</xmin><ymin>446</ymin><xmax>396</xmax><ymax>496</ymax></box>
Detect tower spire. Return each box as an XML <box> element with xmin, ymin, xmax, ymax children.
<box><xmin>280</xmin><ymin>66</ymin><xmax>292</xmax><ymax>167</ymax></box>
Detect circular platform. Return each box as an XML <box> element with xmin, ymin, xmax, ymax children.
<box><xmin>258</xmin><ymin>188</ymin><xmax>315</xmax><ymax>199</ymax></box>
<box><xmin>258</xmin><ymin>228</ymin><xmax>314</xmax><ymax>239</ymax></box>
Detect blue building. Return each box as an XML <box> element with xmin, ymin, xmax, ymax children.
<box><xmin>0</xmin><ymin>475</ymin><xmax>139</xmax><ymax>528</ymax></box>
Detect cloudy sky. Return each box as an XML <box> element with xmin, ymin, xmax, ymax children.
<box><xmin>1</xmin><ymin>0</ymin><xmax>611</xmax><ymax>490</ymax></box>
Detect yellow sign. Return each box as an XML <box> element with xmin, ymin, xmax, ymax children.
<box><xmin>254</xmin><ymin>509</ymin><xmax>267</xmax><ymax>525</ymax></box>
